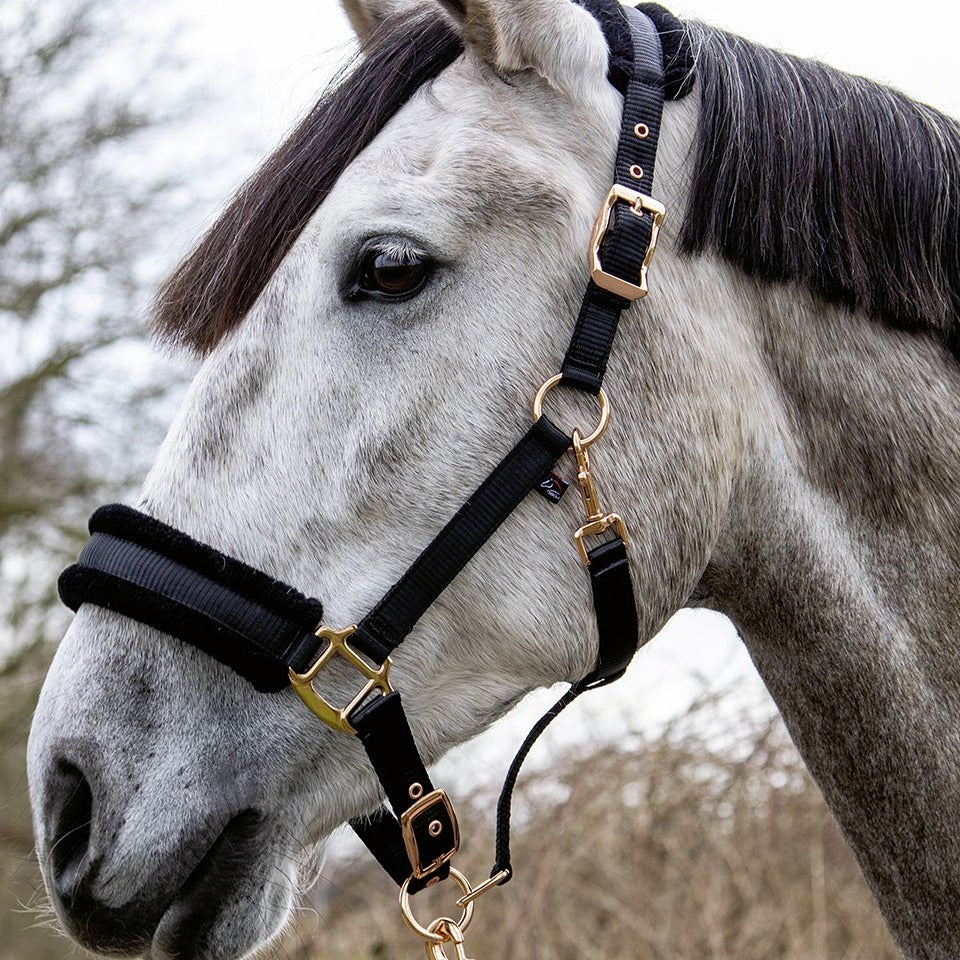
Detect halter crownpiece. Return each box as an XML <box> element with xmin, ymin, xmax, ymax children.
<box><xmin>59</xmin><ymin>3</ymin><xmax>689</xmax><ymax>955</ymax></box>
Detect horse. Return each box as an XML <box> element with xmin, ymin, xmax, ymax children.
<box><xmin>26</xmin><ymin>0</ymin><xmax>960</xmax><ymax>956</ymax></box>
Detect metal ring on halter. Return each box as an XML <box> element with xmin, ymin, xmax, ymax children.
<box><xmin>399</xmin><ymin>868</ymin><xmax>475</xmax><ymax>944</ymax></box>
<box><xmin>532</xmin><ymin>374</ymin><xmax>610</xmax><ymax>447</ymax></box>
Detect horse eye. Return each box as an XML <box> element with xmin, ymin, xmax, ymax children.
<box><xmin>352</xmin><ymin>246</ymin><xmax>433</xmax><ymax>302</ymax></box>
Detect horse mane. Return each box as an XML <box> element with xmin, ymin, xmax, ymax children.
<box><xmin>156</xmin><ymin>8</ymin><xmax>960</xmax><ymax>360</ymax></box>
<box><xmin>680</xmin><ymin>22</ymin><xmax>960</xmax><ymax>359</ymax></box>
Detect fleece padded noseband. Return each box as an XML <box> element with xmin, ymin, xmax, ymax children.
<box><xmin>59</xmin><ymin>505</ymin><xmax>324</xmax><ymax>692</ymax></box>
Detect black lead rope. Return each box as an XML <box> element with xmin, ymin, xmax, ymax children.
<box><xmin>58</xmin><ymin>0</ymin><xmax>677</xmax><ymax>920</ymax></box>
<box><xmin>491</xmin><ymin>685</ymin><xmax>582</xmax><ymax>880</ymax></box>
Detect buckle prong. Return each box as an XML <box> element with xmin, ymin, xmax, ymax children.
<box><xmin>288</xmin><ymin>625</ymin><xmax>392</xmax><ymax>735</ymax></box>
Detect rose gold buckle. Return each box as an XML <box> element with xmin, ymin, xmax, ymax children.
<box><xmin>400</xmin><ymin>788</ymin><xmax>460</xmax><ymax>879</ymax></box>
<box><xmin>589</xmin><ymin>184</ymin><xmax>666</xmax><ymax>300</ymax></box>
<box><xmin>288</xmin><ymin>625</ymin><xmax>392</xmax><ymax>735</ymax></box>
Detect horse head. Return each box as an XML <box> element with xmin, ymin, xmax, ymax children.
<box><xmin>28</xmin><ymin>0</ymin><xmax>960</xmax><ymax>958</ymax></box>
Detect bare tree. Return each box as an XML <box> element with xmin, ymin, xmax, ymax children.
<box><xmin>0</xmin><ymin>1</ymin><xmax>192</xmax><ymax>646</ymax></box>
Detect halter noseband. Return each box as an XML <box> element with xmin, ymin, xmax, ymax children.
<box><xmin>60</xmin><ymin>4</ymin><xmax>684</xmax><ymax>952</ymax></box>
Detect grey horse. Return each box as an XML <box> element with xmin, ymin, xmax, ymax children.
<box><xmin>27</xmin><ymin>0</ymin><xmax>960</xmax><ymax>957</ymax></box>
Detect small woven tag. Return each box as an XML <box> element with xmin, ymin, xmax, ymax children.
<box><xmin>536</xmin><ymin>472</ymin><xmax>569</xmax><ymax>504</ymax></box>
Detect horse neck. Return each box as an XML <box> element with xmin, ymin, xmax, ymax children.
<box><xmin>701</xmin><ymin>281</ymin><xmax>960</xmax><ymax>959</ymax></box>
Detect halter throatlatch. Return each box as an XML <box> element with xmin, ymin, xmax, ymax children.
<box><xmin>59</xmin><ymin>4</ymin><xmax>684</xmax><ymax>956</ymax></box>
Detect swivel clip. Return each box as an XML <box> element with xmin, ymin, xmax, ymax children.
<box><xmin>571</xmin><ymin>429</ymin><xmax>628</xmax><ymax>565</ymax></box>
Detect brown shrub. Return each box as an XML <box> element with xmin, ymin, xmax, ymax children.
<box><xmin>279</xmin><ymin>692</ymin><xmax>897</xmax><ymax>960</ymax></box>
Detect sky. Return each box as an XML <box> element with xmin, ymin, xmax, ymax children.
<box><xmin>129</xmin><ymin>0</ymin><xmax>960</xmax><ymax>805</ymax></box>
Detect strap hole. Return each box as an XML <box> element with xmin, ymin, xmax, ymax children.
<box><xmin>428</xmin><ymin>820</ymin><xmax>443</xmax><ymax>836</ymax></box>
<box><xmin>409</xmin><ymin>782</ymin><xmax>424</xmax><ymax>799</ymax></box>
<box><xmin>629</xmin><ymin>165</ymin><xmax>644</xmax><ymax>180</ymax></box>
<box><xmin>634</xmin><ymin>122</ymin><xmax>650</xmax><ymax>139</ymax></box>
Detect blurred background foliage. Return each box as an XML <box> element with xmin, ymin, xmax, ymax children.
<box><xmin>0</xmin><ymin>0</ymin><xmax>187</xmax><ymax>637</ymax></box>
<box><xmin>296</xmin><ymin>695</ymin><xmax>898</xmax><ymax>960</ymax></box>
<box><xmin>0</xmin><ymin>2</ymin><xmax>896</xmax><ymax>959</ymax></box>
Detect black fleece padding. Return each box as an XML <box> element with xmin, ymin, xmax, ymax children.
<box><xmin>637</xmin><ymin>3</ymin><xmax>695</xmax><ymax>99</ymax></box>
<box><xmin>578</xmin><ymin>0</ymin><xmax>692</xmax><ymax>99</ymax></box>
<box><xmin>58</xmin><ymin>505</ymin><xmax>324</xmax><ymax>692</ymax></box>
<box><xmin>578</xmin><ymin>0</ymin><xmax>634</xmax><ymax>92</ymax></box>
<box><xmin>75</xmin><ymin>505</ymin><xmax>324</xmax><ymax>625</ymax></box>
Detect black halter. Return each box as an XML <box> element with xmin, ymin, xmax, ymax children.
<box><xmin>59</xmin><ymin>0</ymin><xmax>687</xmax><ymax>935</ymax></box>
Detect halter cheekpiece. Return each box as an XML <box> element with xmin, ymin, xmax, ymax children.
<box><xmin>59</xmin><ymin>4</ymin><xmax>679</xmax><ymax>954</ymax></box>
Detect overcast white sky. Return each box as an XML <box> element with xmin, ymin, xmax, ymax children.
<box><xmin>127</xmin><ymin>0</ymin><xmax>960</xmax><ymax>795</ymax></box>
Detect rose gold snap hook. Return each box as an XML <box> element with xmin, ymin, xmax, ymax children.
<box><xmin>425</xmin><ymin>919</ymin><xmax>474</xmax><ymax>960</ymax></box>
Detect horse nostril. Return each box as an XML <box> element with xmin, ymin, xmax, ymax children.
<box><xmin>46</xmin><ymin>760</ymin><xmax>94</xmax><ymax>904</ymax></box>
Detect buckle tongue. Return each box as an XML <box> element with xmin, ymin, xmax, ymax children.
<box><xmin>589</xmin><ymin>184</ymin><xmax>666</xmax><ymax>300</ymax></box>
<box><xmin>288</xmin><ymin>625</ymin><xmax>392</xmax><ymax>735</ymax></box>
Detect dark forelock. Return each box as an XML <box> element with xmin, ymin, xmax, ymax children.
<box><xmin>153</xmin><ymin>14</ymin><xmax>462</xmax><ymax>353</ymax></box>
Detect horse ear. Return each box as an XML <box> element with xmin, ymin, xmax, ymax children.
<box><xmin>432</xmin><ymin>0</ymin><xmax>610</xmax><ymax>99</ymax></box>
<box><xmin>340</xmin><ymin>0</ymin><xmax>418</xmax><ymax>42</ymax></box>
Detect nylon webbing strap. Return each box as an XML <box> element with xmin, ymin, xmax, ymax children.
<box><xmin>579</xmin><ymin>537</ymin><xmax>639</xmax><ymax>686</ymax></box>
<box><xmin>58</xmin><ymin>506</ymin><xmax>324</xmax><ymax>692</ymax></box>
<box><xmin>560</xmin><ymin>8</ymin><xmax>665</xmax><ymax>393</ymax></box>
<box><xmin>351</xmin><ymin>807</ymin><xmax>417</xmax><ymax>887</ymax></box>
<box><xmin>288</xmin><ymin>415</ymin><xmax>571</xmax><ymax>672</ymax></box>
<box><xmin>350</xmin><ymin>692</ymin><xmax>457</xmax><ymax>892</ymax></box>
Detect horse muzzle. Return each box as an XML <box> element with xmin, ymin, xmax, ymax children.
<box><xmin>34</xmin><ymin>736</ymin><xmax>285</xmax><ymax>959</ymax></box>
